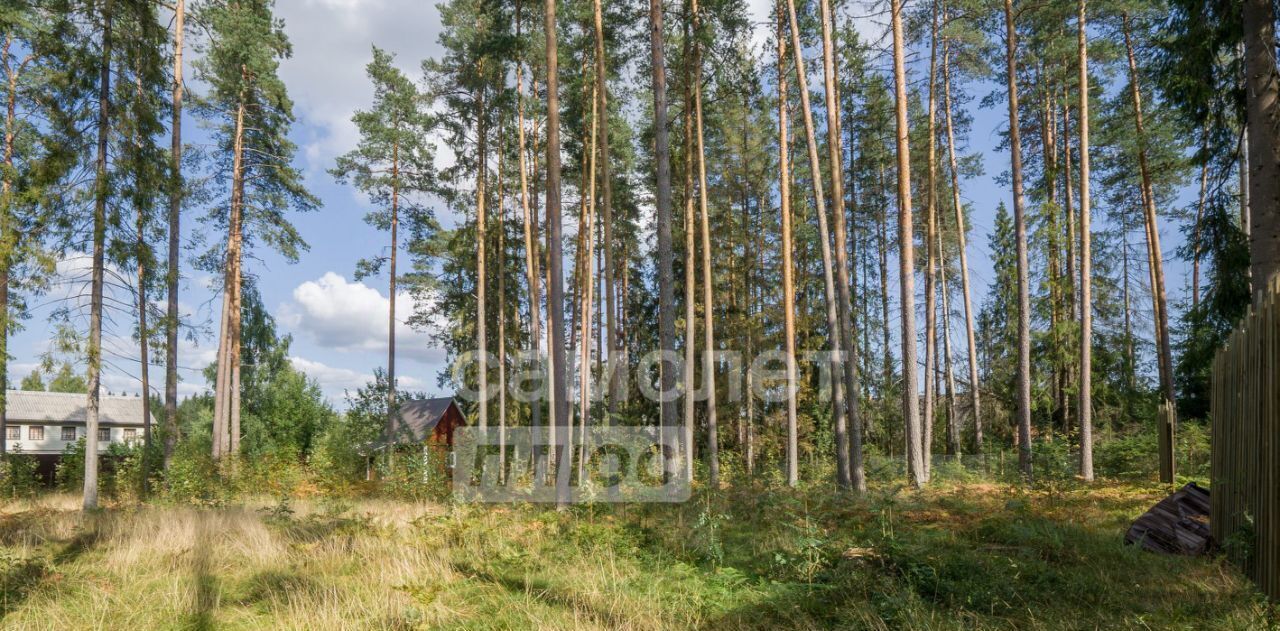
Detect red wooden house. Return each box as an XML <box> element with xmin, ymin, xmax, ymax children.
<box><xmin>368</xmin><ymin>397</ymin><xmax>467</xmax><ymax>479</ymax></box>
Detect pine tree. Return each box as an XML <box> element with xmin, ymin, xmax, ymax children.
<box><xmin>891</xmin><ymin>0</ymin><xmax>924</xmax><ymax>487</ymax></box>
<box><xmin>331</xmin><ymin>46</ymin><xmax>437</xmax><ymax>455</ymax></box>
<box><xmin>196</xmin><ymin>0</ymin><xmax>318</xmax><ymax>459</ymax></box>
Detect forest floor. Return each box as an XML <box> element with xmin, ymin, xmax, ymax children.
<box><xmin>0</xmin><ymin>478</ymin><xmax>1267</xmax><ymax>630</ymax></box>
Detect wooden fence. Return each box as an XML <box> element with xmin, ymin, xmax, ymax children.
<box><xmin>1211</xmin><ymin>281</ymin><xmax>1280</xmax><ymax>599</ymax></box>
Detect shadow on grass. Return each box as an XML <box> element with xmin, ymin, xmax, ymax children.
<box><xmin>451</xmin><ymin>561</ymin><xmax>637</xmax><ymax>628</ymax></box>
<box><xmin>187</xmin><ymin>513</ymin><xmax>218</xmax><ymax>631</ymax></box>
<box><xmin>0</xmin><ymin>514</ymin><xmax>101</xmax><ymax>620</ymax></box>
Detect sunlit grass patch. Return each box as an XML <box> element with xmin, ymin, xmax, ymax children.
<box><xmin>0</xmin><ymin>481</ymin><xmax>1267</xmax><ymax>629</ymax></box>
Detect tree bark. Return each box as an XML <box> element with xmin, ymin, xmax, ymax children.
<box><xmin>776</xmin><ymin>1</ymin><xmax>798</xmax><ymax>487</ymax></box>
<box><xmin>649</xmin><ymin>0</ymin><xmax>678</xmax><ymax>482</ymax></box>
<box><xmin>680</xmin><ymin>7</ymin><xmax>697</xmax><ymax>482</ymax></box>
<box><xmin>922</xmin><ymin>0</ymin><xmax>941</xmax><ymax>480</ymax></box>
<box><xmin>496</xmin><ymin>119</ymin><xmax>507</xmax><ymax>477</ymax></box>
<box><xmin>1244</xmin><ymin>0</ymin><xmax>1280</xmax><ymax>297</ymax></box>
<box><xmin>163</xmin><ymin>0</ymin><xmax>184</xmax><ymax>471</ymax></box>
<box><xmin>1003</xmin><ymin>0</ymin><xmax>1033</xmax><ymax>478</ymax></box>
<box><xmin>84</xmin><ymin>0</ymin><xmax>114</xmax><ymax>510</ymax></box>
<box><xmin>1122</xmin><ymin>15</ymin><xmax>1176</xmax><ymax>453</ymax></box>
<box><xmin>515</xmin><ymin>0</ymin><xmax>544</xmax><ymax>472</ymax></box>
<box><xmin>1078</xmin><ymin>0</ymin><xmax>1094</xmax><ymax>481</ymax></box>
<box><xmin>544</xmin><ymin>0</ymin><xmax>570</xmax><ymax>507</ymax></box>
<box><xmin>579</xmin><ymin>81</ymin><xmax>598</xmax><ymax>481</ymax></box>
<box><xmin>135</xmin><ymin>66</ymin><xmax>151</xmax><ymax>495</ymax></box>
<box><xmin>477</xmin><ymin>83</ymin><xmax>489</xmax><ymax>433</ymax></box>
<box><xmin>891</xmin><ymin>0</ymin><xmax>925</xmax><ymax>487</ymax></box>
<box><xmin>691</xmin><ymin>0</ymin><xmax>718</xmax><ymax>487</ymax></box>
<box><xmin>941</xmin><ymin>29</ymin><xmax>982</xmax><ymax>453</ymax></box>
<box><xmin>783</xmin><ymin>0</ymin><xmax>848</xmax><ymax>489</ymax></box>
<box><xmin>818</xmin><ymin>0</ymin><xmax>862</xmax><ymax>491</ymax></box>
<box><xmin>590</xmin><ymin>0</ymin><xmax>618</xmax><ymax>424</ymax></box>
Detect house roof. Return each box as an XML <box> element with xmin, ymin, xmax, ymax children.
<box><xmin>5</xmin><ymin>390</ymin><xmax>151</xmax><ymax>426</ymax></box>
<box><xmin>374</xmin><ymin>397</ymin><xmax>463</xmax><ymax>449</ymax></box>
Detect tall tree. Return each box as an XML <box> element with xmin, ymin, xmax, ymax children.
<box><xmin>590</xmin><ymin>0</ymin><xmax>619</xmax><ymax>422</ymax></box>
<box><xmin>1077</xmin><ymin>0</ymin><xmax>1093</xmax><ymax>481</ymax></box>
<box><xmin>650</xmin><ymin>0</ymin><xmax>677</xmax><ymax>482</ymax></box>
<box><xmin>1243</xmin><ymin>0</ymin><xmax>1280</xmax><ymax>296</ymax></box>
<box><xmin>331</xmin><ymin>47</ymin><xmax>436</xmax><ymax>453</ymax></box>
<box><xmin>515</xmin><ymin>0</ymin><xmax>544</xmax><ymax>470</ymax></box>
<box><xmin>891</xmin><ymin>0</ymin><xmax>924</xmax><ymax>486</ymax></box>
<box><xmin>544</xmin><ymin>0</ymin><xmax>570</xmax><ymax>506</ymax></box>
<box><xmin>783</xmin><ymin>0</ymin><xmax>849</xmax><ymax>488</ymax></box>
<box><xmin>1121</xmin><ymin>14</ymin><xmax>1176</xmax><ymax>480</ymax></box>
<box><xmin>0</xmin><ymin>3</ymin><xmax>64</xmax><ymax>459</ymax></box>
<box><xmin>691</xmin><ymin>0</ymin><xmax>719</xmax><ymax>486</ymax></box>
<box><xmin>162</xmin><ymin>0</ymin><xmax>185</xmax><ymax>471</ymax></box>
<box><xmin>199</xmin><ymin>0</ymin><xmax>318</xmax><ymax>459</ymax></box>
<box><xmin>83</xmin><ymin>0</ymin><xmax>116</xmax><ymax>509</ymax></box>
<box><xmin>940</xmin><ymin>16</ymin><xmax>982</xmax><ymax>453</ymax></box>
<box><xmin>922</xmin><ymin>0</ymin><xmax>941</xmax><ymax>481</ymax></box>
<box><xmin>818</xmin><ymin>0</ymin><xmax>862</xmax><ymax>491</ymax></box>
<box><xmin>681</xmin><ymin>7</ymin><xmax>697</xmax><ymax>481</ymax></box>
<box><xmin>1002</xmin><ymin>0</ymin><xmax>1033</xmax><ymax>478</ymax></box>
<box><xmin>776</xmin><ymin>0</ymin><xmax>798</xmax><ymax>487</ymax></box>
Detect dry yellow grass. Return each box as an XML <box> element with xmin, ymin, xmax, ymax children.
<box><xmin>0</xmin><ymin>483</ymin><xmax>1266</xmax><ymax>630</ymax></box>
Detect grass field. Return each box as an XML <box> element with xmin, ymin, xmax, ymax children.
<box><xmin>0</xmin><ymin>479</ymin><xmax>1267</xmax><ymax>630</ymax></box>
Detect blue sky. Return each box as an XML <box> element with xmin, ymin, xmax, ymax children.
<box><xmin>6</xmin><ymin>0</ymin><xmax>1195</xmax><ymax>407</ymax></box>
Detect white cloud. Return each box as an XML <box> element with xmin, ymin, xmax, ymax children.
<box><xmin>288</xmin><ymin>356</ymin><xmax>432</xmax><ymax>404</ymax></box>
<box><xmin>279</xmin><ymin>272</ymin><xmax>446</xmax><ymax>365</ymax></box>
<box><xmin>275</xmin><ymin>0</ymin><xmax>447</xmax><ymax>170</ymax></box>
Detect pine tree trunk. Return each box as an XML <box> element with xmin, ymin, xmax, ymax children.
<box><xmin>1077</xmin><ymin>0</ymin><xmax>1094</xmax><ymax>481</ymax></box>
<box><xmin>878</xmin><ymin>165</ymin><xmax>891</xmax><ymax>403</ymax></box>
<box><xmin>922</xmin><ymin>0</ymin><xmax>940</xmax><ymax>481</ymax></box>
<box><xmin>163</xmin><ymin>0</ymin><xmax>184</xmax><ymax>471</ymax></box>
<box><xmin>1002</xmin><ymin>0</ymin><xmax>1033</xmax><ymax>478</ymax></box>
<box><xmin>544</xmin><ymin>0</ymin><xmax>570</xmax><ymax>507</ymax></box>
<box><xmin>579</xmin><ymin>81</ymin><xmax>598</xmax><ymax>482</ymax></box>
<box><xmin>496</xmin><ymin>122</ymin><xmax>507</xmax><ymax>478</ymax></box>
<box><xmin>135</xmin><ymin>70</ymin><xmax>151</xmax><ymax>494</ymax></box>
<box><xmin>818</xmin><ymin>0</ymin><xmax>862</xmax><ymax>491</ymax></box>
<box><xmin>388</xmin><ymin>133</ymin><xmax>400</xmax><ymax>462</ymax></box>
<box><xmin>1192</xmin><ymin>130</ymin><xmax>1208</xmax><ymax>311</ymax></box>
<box><xmin>941</xmin><ymin>30</ymin><xmax>982</xmax><ymax>453</ymax></box>
<box><xmin>891</xmin><ymin>0</ymin><xmax>925</xmax><ymax>487</ymax></box>
<box><xmin>691</xmin><ymin>0</ymin><xmax>718</xmax><ymax>486</ymax></box>
<box><xmin>776</xmin><ymin>1</ymin><xmax>799</xmax><ymax>487</ymax></box>
<box><xmin>648</xmin><ymin>0</ymin><xmax>678</xmax><ymax>482</ymax></box>
<box><xmin>783</xmin><ymin>0</ymin><xmax>848</xmax><ymax>488</ymax></box>
<box><xmin>1</xmin><ymin>35</ymin><xmax>25</xmax><ymax>459</ymax></box>
<box><xmin>590</xmin><ymin>0</ymin><xmax>618</xmax><ymax>424</ymax></box>
<box><xmin>477</xmin><ymin>84</ymin><xmax>489</xmax><ymax>433</ymax></box>
<box><xmin>1244</xmin><ymin>0</ymin><xmax>1280</xmax><ymax>296</ymax></box>
<box><xmin>940</xmin><ymin>229</ymin><xmax>959</xmax><ymax>457</ymax></box>
<box><xmin>680</xmin><ymin>10</ymin><xmax>697</xmax><ymax>482</ymax></box>
<box><xmin>1122</xmin><ymin>16</ymin><xmax>1176</xmax><ymax>466</ymax></box>
<box><xmin>515</xmin><ymin>0</ymin><xmax>545</xmax><ymax>473</ymax></box>
<box><xmin>84</xmin><ymin>0</ymin><xmax>114</xmax><ymax>510</ymax></box>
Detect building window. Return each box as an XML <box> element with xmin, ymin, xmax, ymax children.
<box><xmin>5</xmin><ymin>426</ymin><xmax>18</xmax><ymax>441</ymax></box>
<box><xmin>123</xmin><ymin>428</ymin><xmax>137</xmax><ymax>443</ymax></box>
<box><xmin>98</xmin><ymin>428</ymin><xmax>110</xmax><ymax>442</ymax></box>
<box><xmin>28</xmin><ymin>426</ymin><xmax>43</xmax><ymax>441</ymax></box>
<box><xmin>61</xmin><ymin>427</ymin><xmax>76</xmax><ymax>441</ymax></box>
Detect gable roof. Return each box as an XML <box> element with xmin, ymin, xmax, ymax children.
<box><xmin>375</xmin><ymin>397</ymin><xmax>463</xmax><ymax>448</ymax></box>
<box><xmin>5</xmin><ymin>390</ymin><xmax>151</xmax><ymax>426</ymax></box>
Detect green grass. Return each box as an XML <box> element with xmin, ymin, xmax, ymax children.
<box><xmin>0</xmin><ymin>479</ymin><xmax>1267</xmax><ymax>630</ymax></box>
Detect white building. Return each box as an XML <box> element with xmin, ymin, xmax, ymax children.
<box><xmin>4</xmin><ymin>390</ymin><xmax>151</xmax><ymax>455</ymax></box>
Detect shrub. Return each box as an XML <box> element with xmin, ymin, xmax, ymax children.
<box><xmin>0</xmin><ymin>453</ymin><xmax>41</xmax><ymax>498</ymax></box>
<box><xmin>1095</xmin><ymin>431</ymin><xmax>1157</xmax><ymax>480</ymax></box>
